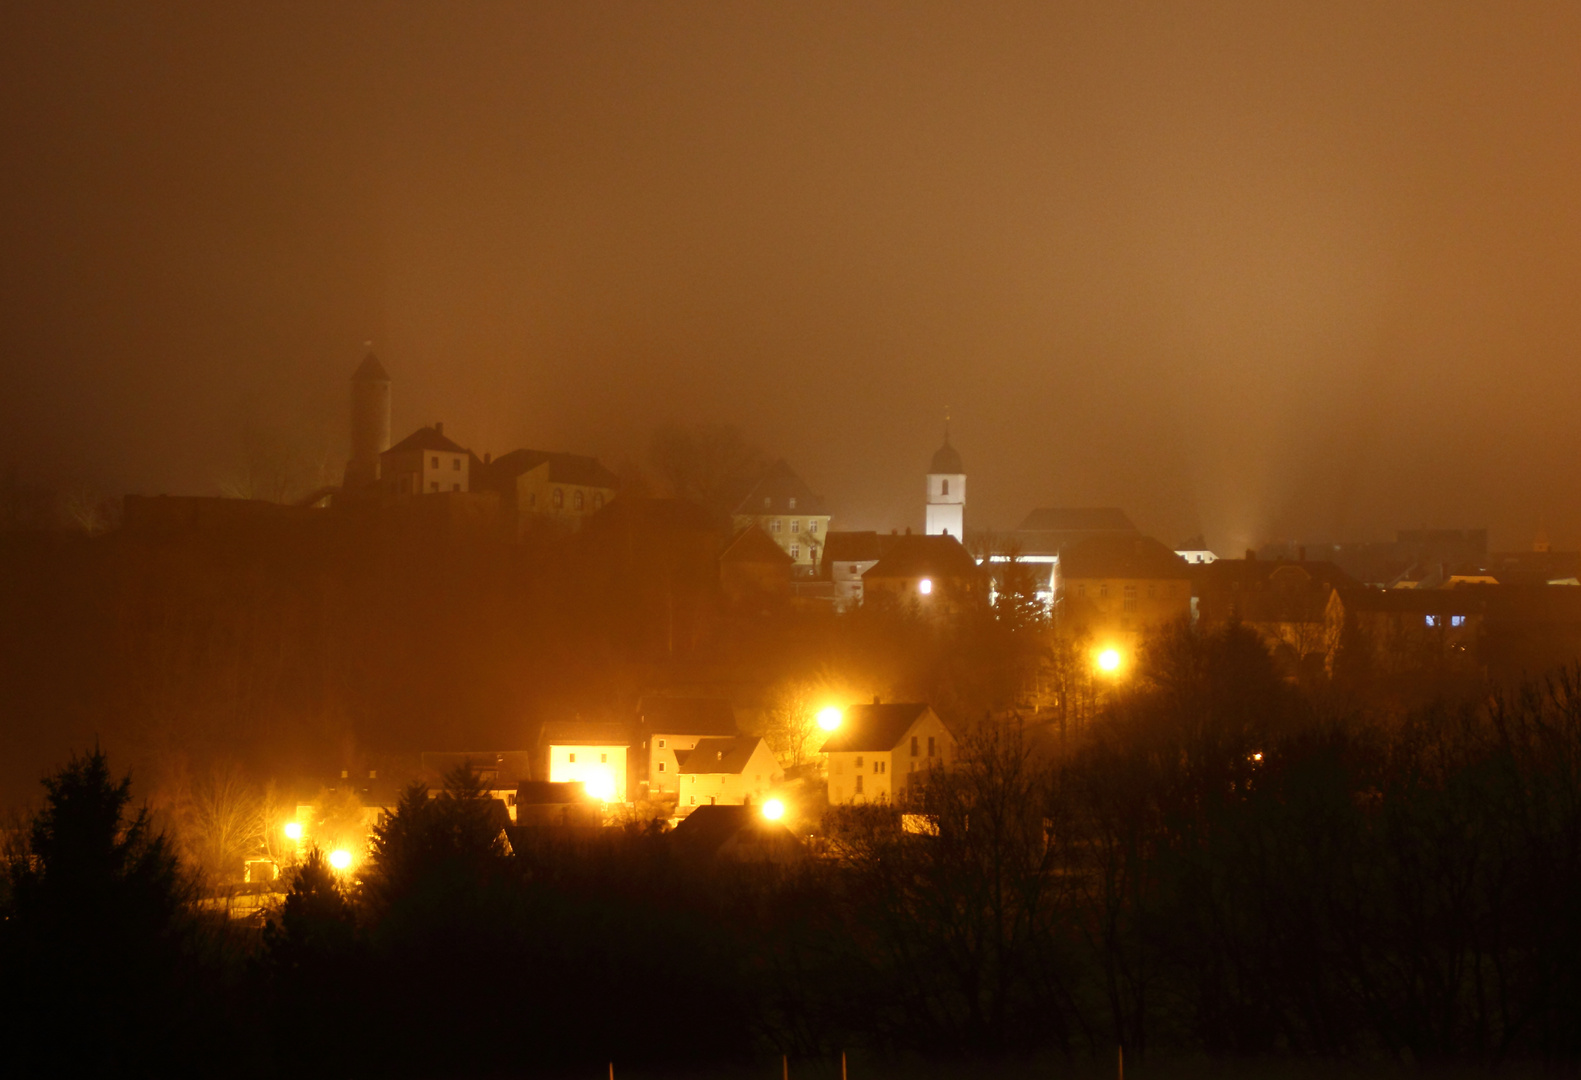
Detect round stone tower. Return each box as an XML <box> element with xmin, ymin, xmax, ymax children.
<box><xmin>344</xmin><ymin>350</ymin><xmax>390</xmax><ymax>491</ymax></box>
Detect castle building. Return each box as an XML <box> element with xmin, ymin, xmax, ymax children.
<box><xmin>712</xmin><ymin>460</ymin><xmax>831</xmax><ymax>575</ymax></box>
<box><xmin>379</xmin><ymin>423</ymin><xmax>472</xmax><ymax>495</ymax></box>
<box><xmin>343</xmin><ymin>352</ymin><xmax>391</xmax><ymax>491</ymax></box>
<box><xmin>925</xmin><ymin>431</ymin><xmax>964</xmax><ymax>538</ymax></box>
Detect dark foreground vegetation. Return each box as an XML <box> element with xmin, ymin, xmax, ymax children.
<box><xmin>6</xmin><ymin>624</ymin><xmax>1581</xmax><ymax>1078</ymax></box>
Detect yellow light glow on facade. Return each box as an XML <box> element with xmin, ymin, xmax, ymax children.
<box><xmin>918</xmin><ymin>577</ymin><xmax>934</xmax><ymax>595</ymax></box>
<box><xmin>583</xmin><ymin>769</ymin><xmax>617</xmax><ymax>802</ymax></box>
<box><xmin>329</xmin><ymin>849</ymin><xmax>353</xmax><ymax>872</ymax></box>
<box><xmin>816</xmin><ymin>706</ymin><xmax>843</xmax><ymax>731</ymax></box>
<box><xmin>283</xmin><ymin>821</ymin><xmax>303</xmax><ymax>842</ymax></box>
<box><xmin>1096</xmin><ymin>648</ymin><xmax>1122</xmax><ymax>674</ymax></box>
<box><xmin>761</xmin><ymin>798</ymin><xmax>785</xmax><ymax>821</ymax></box>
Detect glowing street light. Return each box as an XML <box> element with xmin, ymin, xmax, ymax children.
<box><xmin>583</xmin><ymin>770</ymin><xmax>617</xmax><ymax>802</ymax></box>
<box><xmin>283</xmin><ymin>821</ymin><xmax>303</xmax><ymax>842</ymax></box>
<box><xmin>918</xmin><ymin>577</ymin><xmax>934</xmax><ymax>595</ymax></box>
<box><xmin>1096</xmin><ymin>648</ymin><xmax>1122</xmax><ymax>675</ymax></box>
<box><xmin>328</xmin><ymin>849</ymin><xmax>353</xmax><ymax>872</ymax></box>
<box><xmin>761</xmin><ymin>798</ymin><xmax>785</xmax><ymax>821</ymax></box>
<box><xmin>816</xmin><ymin>706</ymin><xmax>843</xmax><ymax>731</ymax></box>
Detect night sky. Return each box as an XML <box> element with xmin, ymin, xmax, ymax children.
<box><xmin>3</xmin><ymin>2</ymin><xmax>1578</xmax><ymax>553</ymax></box>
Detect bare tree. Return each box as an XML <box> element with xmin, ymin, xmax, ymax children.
<box><xmin>647</xmin><ymin>422</ymin><xmax>768</xmax><ymax>503</ymax></box>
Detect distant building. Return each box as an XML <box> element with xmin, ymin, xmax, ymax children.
<box><xmin>638</xmin><ymin>697</ymin><xmax>740</xmax><ymax>800</ymax></box>
<box><xmin>419</xmin><ymin>751</ymin><xmax>534</xmax><ymax>822</ymax></box>
<box><xmin>344</xmin><ymin>351</ymin><xmax>391</xmax><ymax>492</ymax></box>
<box><xmin>1055</xmin><ymin>535</ymin><xmax>1191</xmax><ymax>643</ymax></box>
<box><xmin>512</xmin><ymin>780</ymin><xmax>603</xmax><ymax>831</ymax></box>
<box><xmin>821</xmin><ymin>703</ymin><xmax>956</xmax><ymax>805</ymax></box>
<box><xmin>1325</xmin><ymin>588</ymin><xmax>1485</xmax><ymax>676</ymax></box>
<box><xmin>719</xmin><ymin>524</ymin><xmax>794</xmax><ymax>608</ymax></box>
<box><xmin>925</xmin><ymin>430</ymin><xmax>965</xmax><ymax>539</ymax></box>
<box><xmin>472</xmin><ymin>449</ymin><xmax>618</xmax><ymax>536</ymax></box>
<box><xmin>822</xmin><ymin>531</ymin><xmax>887</xmax><ymax>611</ymax></box>
<box><xmin>676</xmin><ymin>735</ymin><xmax>783</xmax><ymax>810</ymax></box>
<box><xmin>713</xmin><ymin>460</ymin><xmax>831</xmax><ymax>575</ymax></box>
<box><xmin>1193</xmin><ymin>558</ymin><xmax>1358</xmax><ymax>676</ymax></box>
<box><xmin>862</xmin><ymin>533</ymin><xmax>985</xmax><ymax>613</ymax></box>
<box><xmin>380</xmin><ymin>424</ymin><xmax>472</xmax><ymax>496</ymax></box>
<box><xmin>538</xmin><ymin>721</ymin><xmax>631</xmax><ymax>803</ymax></box>
<box><xmin>1015</xmin><ymin>507</ymin><xmax>1139</xmax><ymax>557</ymax></box>
<box><xmin>669</xmin><ymin>805</ymin><xmax>804</xmax><ymax>863</ymax></box>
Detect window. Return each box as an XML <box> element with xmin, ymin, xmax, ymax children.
<box><xmin>690</xmin><ymin>796</ymin><xmax>696</xmax><ymax>806</ymax></box>
<box><xmin>452</xmin><ymin>458</ymin><xmax>460</xmax><ymax>471</ymax></box>
<box><xmin>710</xmin><ymin>796</ymin><xmax>717</xmax><ymax>805</ymax></box>
<box><xmin>911</xmin><ymin>736</ymin><xmax>919</xmax><ymax>756</ymax></box>
<box><xmin>790</xmin><ymin>519</ymin><xmax>800</xmax><ymax>533</ymax></box>
<box><xmin>600</xmin><ymin>753</ymin><xmax>607</xmax><ymax>763</ymax></box>
<box><xmin>855</xmin><ymin>756</ymin><xmax>864</xmax><ymax>768</ymax></box>
<box><xmin>1075</xmin><ymin>582</ymin><xmax>1086</xmax><ymax>598</ymax></box>
<box><xmin>855</xmin><ymin>776</ymin><xmax>864</xmax><ymax>795</ymax></box>
<box><xmin>942</xmin><ymin>479</ymin><xmax>949</xmax><ymax>495</ymax></box>
<box><xmin>574</xmin><ymin>490</ymin><xmax>585</xmax><ymax>511</ymax></box>
<box><xmin>1426</xmin><ymin>615</ymin><xmax>1440</xmax><ymax>628</ymax></box>
<box><xmin>809</xmin><ymin>520</ymin><xmax>818</xmax><ymax>534</ymax></box>
<box><xmin>789</xmin><ymin>497</ymin><xmax>797</xmax><ymax>509</ymax></box>
<box><xmin>657</xmin><ymin>739</ymin><xmax>666</xmax><ymax>748</ymax></box>
<box><xmin>927</xmin><ymin>737</ymin><xmax>936</xmax><ymax>757</ymax></box>
<box><xmin>552</xmin><ymin>488</ymin><xmax>564</xmax><ymax>509</ymax></box>
<box><xmin>790</xmin><ymin>545</ymin><xmax>800</xmax><ymax>559</ymax></box>
<box><xmin>850</xmin><ymin>564</ymin><xmax>859</xmax><ymax>575</ymax></box>
<box><xmin>429</xmin><ymin>482</ymin><xmax>438</xmax><ymax>492</ymax></box>
<box><xmin>771</xmin><ymin>519</ymin><xmax>782</xmax><ymax>533</ymax></box>
<box><xmin>1099</xmin><ymin>583</ymin><xmax>1110</xmax><ymax>599</ymax></box>
<box><xmin>569</xmin><ymin>752</ymin><xmax>577</xmax><ymax>763</ymax></box>
<box><xmin>431</xmin><ymin>456</ymin><xmax>439</xmax><ymax>468</ymax></box>
<box><xmin>1123</xmin><ymin>584</ymin><xmax>1137</xmax><ymax>612</ymax></box>
<box><xmin>1452</xmin><ymin>615</ymin><xmax>1466</xmax><ymax>627</ymax></box>
<box><xmin>657</xmin><ymin>762</ymin><xmax>665</xmax><ymax>772</ymax></box>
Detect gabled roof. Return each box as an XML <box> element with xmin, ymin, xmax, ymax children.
<box><xmin>819</xmin><ymin>703</ymin><xmax>931</xmax><ymax>753</ymax></box>
<box><xmin>385</xmin><ymin>425</ymin><xmax>469</xmax><ymax>456</ymax></box>
<box><xmin>639</xmin><ymin>696</ymin><xmax>738</xmax><ymax>737</ymax></box>
<box><xmin>676</xmin><ymin>736</ymin><xmax>768</xmax><ymax>775</ymax></box>
<box><xmin>1017</xmin><ymin>507</ymin><xmax>1137</xmax><ymax>534</ymax></box>
<box><xmin>353</xmin><ymin>352</ymin><xmax>390</xmax><ymax>382</ymax></box>
<box><xmin>514</xmin><ymin>780</ymin><xmax>597</xmax><ymax>806</ymax></box>
<box><xmin>482</xmin><ymin>448</ymin><xmax>618</xmax><ymax>490</ymax></box>
<box><xmin>1059</xmin><ymin>535</ymin><xmax>1190</xmax><ymax>580</ymax></box>
<box><xmin>823</xmin><ymin>531</ymin><xmax>886</xmax><ymax>563</ymax></box>
<box><xmin>720</xmin><ymin>525</ymin><xmax>794</xmax><ymax>565</ymax></box>
<box><xmin>930</xmin><ymin>432</ymin><xmax>963</xmax><ymax>475</ymax></box>
<box><xmin>537</xmin><ymin>721</ymin><xmax>631</xmax><ymax>747</ymax></box>
<box><xmin>420</xmin><ymin>751</ymin><xmax>534</xmax><ymax>787</ymax></box>
<box><xmin>669</xmin><ymin>805</ymin><xmax>799</xmax><ymax>859</ymax></box>
<box><xmin>864</xmin><ymin>534</ymin><xmax>979</xmax><ymax>580</ymax></box>
<box><xmin>714</xmin><ymin>460</ymin><xmax>828</xmax><ymax>517</ymax></box>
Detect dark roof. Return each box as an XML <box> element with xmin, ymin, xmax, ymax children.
<box><xmin>420</xmin><ymin>751</ymin><xmax>534</xmax><ymax>786</ymax></box>
<box><xmin>639</xmin><ymin>697</ymin><xmax>738</xmax><ymax>736</ymax></box>
<box><xmin>864</xmin><ymin>534</ymin><xmax>980</xmax><ymax>581</ymax></box>
<box><xmin>537</xmin><ymin>721</ymin><xmax>631</xmax><ymax>747</ymax></box>
<box><xmin>670</xmin><ymin>805</ymin><xmax>800</xmax><ymax>859</ymax></box>
<box><xmin>714</xmin><ymin>460</ymin><xmax>828</xmax><ymax>517</ymax></box>
<box><xmin>1336</xmin><ymin>588</ymin><xmax>1486</xmax><ymax>615</ymax></box>
<box><xmin>515</xmin><ymin>780</ymin><xmax>596</xmax><ymax>806</ymax></box>
<box><xmin>1060</xmin><ymin>535</ymin><xmax>1190</xmax><ymax>580</ymax></box>
<box><xmin>1017</xmin><ymin>507</ymin><xmax>1137</xmax><ymax>534</ymax></box>
<box><xmin>930</xmin><ymin>432</ymin><xmax>963</xmax><ymax>475</ymax></box>
<box><xmin>385</xmin><ymin>425</ymin><xmax>469</xmax><ymax>456</ymax></box>
<box><xmin>353</xmin><ymin>352</ymin><xmax>390</xmax><ymax>382</ymax></box>
<box><xmin>819</xmin><ymin>703</ymin><xmax>930</xmax><ymax>753</ymax></box>
<box><xmin>676</xmin><ymin>736</ymin><xmax>768</xmax><ymax>775</ymax></box>
<box><xmin>1194</xmin><ymin>558</ymin><xmax>1358</xmax><ymax>594</ymax></box>
<box><xmin>823</xmin><ymin>531</ymin><xmax>886</xmax><ymax>563</ymax></box>
<box><xmin>480</xmin><ymin>448</ymin><xmax>618</xmax><ymax>490</ymax></box>
<box><xmin>720</xmin><ymin>525</ymin><xmax>794</xmax><ymax>565</ymax></box>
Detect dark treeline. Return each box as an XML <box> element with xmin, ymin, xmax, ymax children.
<box><xmin>8</xmin><ymin>623</ymin><xmax>1581</xmax><ymax>1076</ymax></box>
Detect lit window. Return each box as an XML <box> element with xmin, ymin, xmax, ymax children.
<box><xmin>771</xmin><ymin>519</ymin><xmax>781</xmax><ymax>533</ymax></box>
<box><xmin>1123</xmin><ymin>584</ymin><xmax>1137</xmax><ymax>612</ymax></box>
<box><xmin>1426</xmin><ymin>615</ymin><xmax>1439</xmax><ymax>628</ymax></box>
<box><xmin>600</xmin><ymin>753</ymin><xmax>607</xmax><ymax>763</ymax></box>
<box><xmin>790</xmin><ymin>545</ymin><xmax>800</xmax><ymax>559</ymax></box>
<box><xmin>553</xmin><ymin>488</ymin><xmax>564</xmax><ymax>509</ymax></box>
<box><xmin>1452</xmin><ymin>615</ymin><xmax>1466</xmax><ymax>627</ymax></box>
<box><xmin>791</xmin><ymin>519</ymin><xmax>800</xmax><ymax>533</ymax></box>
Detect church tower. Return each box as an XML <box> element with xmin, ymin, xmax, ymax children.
<box><xmin>343</xmin><ymin>350</ymin><xmax>391</xmax><ymax>492</ymax></box>
<box><xmin>925</xmin><ymin>428</ymin><xmax>965</xmax><ymax>538</ymax></box>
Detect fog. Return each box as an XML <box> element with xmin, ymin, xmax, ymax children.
<box><xmin>3</xmin><ymin>2</ymin><xmax>1578</xmax><ymax>552</ymax></box>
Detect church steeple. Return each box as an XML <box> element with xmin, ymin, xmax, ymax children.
<box><xmin>925</xmin><ymin>420</ymin><xmax>965</xmax><ymax>538</ymax></box>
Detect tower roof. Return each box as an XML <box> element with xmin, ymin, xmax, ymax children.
<box><xmin>930</xmin><ymin>432</ymin><xmax>963</xmax><ymax>475</ymax></box>
<box><xmin>352</xmin><ymin>351</ymin><xmax>390</xmax><ymax>382</ymax></box>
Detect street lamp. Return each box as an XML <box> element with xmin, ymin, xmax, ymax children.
<box><xmin>918</xmin><ymin>577</ymin><xmax>934</xmax><ymax>595</ymax></box>
<box><xmin>283</xmin><ymin>821</ymin><xmax>303</xmax><ymax>842</ymax></box>
<box><xmin>761</xmin><ymin>798</ymin><xmax>786</xmax><ymax>821</ymax></box>
<box><xmin>329</xmin><ymin>849</ymin><xmax>353</xmax><ymax>872</ymax></box>
<box><xmin>1096</xmin><ymin>647</ymin><xmax>1122</xmax><ymax>675</ymax></box>
<box><xmin>816</xmin><ymin>706</ymin><xmax>843</xmax><ymax>731</ymax></box>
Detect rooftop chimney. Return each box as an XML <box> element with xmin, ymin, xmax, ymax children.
<box><xmin>872</xmin><ymin>694</ymin><xmax>881</xmax><ymax>705</ymax></box>
<box><xmin>434</xmin><ymin>421</ymin><xmax>444</xmax><ymax>436</ymax></box>
<box><xmin>1246</xmin><ymin>549</ymin><xmax>1257</xmax><ymax>561</ymax></box>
